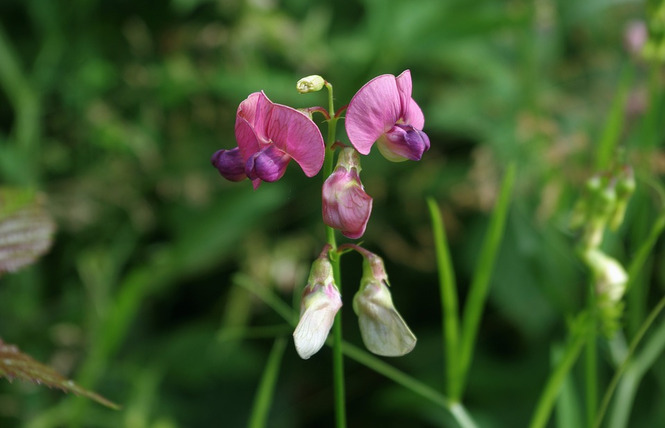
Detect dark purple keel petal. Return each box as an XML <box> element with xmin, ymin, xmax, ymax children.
<box><xmin>211</xmin><ymin>147</ymin><xmax>247</xmax><ymax>182</ymax></box>
<box><xmin>245</xmin><ymin>144</ymin><xmax>291</xmax><ymax>183</ymax></box>
<box><xmin>377</xmin><ymin>124</ymin><xmax>430</xmax><ymax>162</ymax></box>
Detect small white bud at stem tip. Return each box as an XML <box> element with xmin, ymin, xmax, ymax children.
<box><xmin>297</xmin><ymin>75</ymin><xmax>326</xmax><ymax>93</ymax></box>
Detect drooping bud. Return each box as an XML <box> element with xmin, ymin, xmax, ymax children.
<box><xmin>352</xmin><ymin>251</ymin><xmax>416</xmax><ymax>357</ymax></box>
<box><xmin>322</xmin><ymin>148</ymin><xmax>373</xmax><ymax>239</ymax></box>
<box><xmin>296</xmin><ymin>75</ymin><xmax>326</xmax><ymax>94</ymax></box>
<box><xmin>293</xmin><ymin>253</ymin><xmax>342</xmax><ymax>359</ymax></box>
<box><xmin>377</xmin><ymin>124</ymin><xmax>430</xmax><ymax>162</ymax></box>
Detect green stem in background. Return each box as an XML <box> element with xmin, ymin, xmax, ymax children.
<box><xmin>426</xmin><ymin>197</ymin><xmax>461</xmax><ymax>401</ymax></box>
<box><xmin>529</xmin><ymin>314</ymin><xmax>589</xmax><ymax>428</ymax></box>
<box><xmin>585</xmin><ymin>287</ymin><xmax>598</xmax><ymax>428</ymax></box>
<box><xmin>458</xmin><ymin>163</ymin><xmax>516</xmax><ymax>394</ymax></box>
<box><xmin>248</xmin><ymin>337</ymin><xmax>287</xmax><ymax>428</ymax></box>
<box><xmin>594</xmin><ymin>64</ymin><xmax>634</xmax><ymax>171</ymax></box>
<box><xmin>595</xmin><ymin>295</ymin><xmax>665</xmax><ymax>428</ymax></box>
<box><xmin>323</xmin><ymin>81</ymin><xmax>346</xmax><ymax>428</ymax></box>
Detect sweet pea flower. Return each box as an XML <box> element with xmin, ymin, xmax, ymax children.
<box><xmin>352</xmin><ymin>250</ymin><xmax>416</xmax><ymax>357</ymax></box>
<box><xmin>212</xmin><ymin>91</ymin><xmax>325</xmax><ymax>189</ymax></box>
<box><xmin>322</xmin><ymin>148</ymin><xmax>373</xmax><ymax>239</ymax></box>
<box><xmin>293</xmin><ymin>253</ymin><xmax>342</xmax><ymax>359</ymax></box>
<box><xmin>345</xmin><ymin>70</ymin><xmax>430</xmax><ymax>162</ymax></box>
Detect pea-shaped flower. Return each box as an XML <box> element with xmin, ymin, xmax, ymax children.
<box><xmin>293</xmin><ymin>253</ymin><xmax>342</xmax><ymax>359</ymax></box>
<box><xmin>353</xmin><ymin>251</ymin><xmax>416</xmax><ymax>357</ymax></box>
<box><xmin>322</xmin><ymin>148</ymin><xmax>373</xmax><ymax>239</ymax></box>
<box><xmin>212</xmin><ymin>91</ymin><xmax>325</xmax><ymax>189</ymax></box>
<box><xmin>345</xmin><ymin>70</ymin><xmax>430</xmax><ymax>162</ymax></box>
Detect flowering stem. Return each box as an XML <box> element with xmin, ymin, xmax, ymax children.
<box><xmin>323</xmin><ymin>81</ymin><xmax>346</xmax><ymax>428</ymax></box>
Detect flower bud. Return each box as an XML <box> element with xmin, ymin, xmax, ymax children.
<box><xmin>583</xmin><ymin>248</ymin><xmax>629</xmax><ymax>336</ymax></box>
<box><xmin>296</xmin><ymin>75</ymin><xmax>326</xmax><ymax>94</ymax></box>
<box><xmin>352</xmin><ymin>252</ymin><xmax>416</xmax><ymax>357</ymax></box>
<box><xmin>293</xmin><ymin>255</ymin><xmax>342</xmax><ymax>359</ymax></box>
<box><xmin>322</xmin><ymin>148</ymin><xmax>373</xmax><ymax>239</ymax></box>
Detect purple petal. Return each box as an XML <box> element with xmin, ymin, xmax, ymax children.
<box><xmin>265</xmin><ymin>103</ymin><xmax>325</xmax><ymax>177</ymax></box>
<box><xmin>245</xmin><ymin>144</ymin><xmax>291</xmax><ymax>183</ymax></box>
<box><xmin>211</xmin><ymin>147</ymin><xmax>247</xmax><ymax>181</ymax></box>
<box><xmin>377</xmin><ymin>124</ymin><xmax>430</xmax><ymax>162</ymax></box>
<box><xmin>345</xmin><ymin>74</ymin><xmax>402</xmax><ymax>155</ymax></box>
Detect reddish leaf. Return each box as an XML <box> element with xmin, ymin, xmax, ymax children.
<box><xmin>0</xmin><ymin>339</ymin><xmax>119</xmax><ymax>409</ymax></box>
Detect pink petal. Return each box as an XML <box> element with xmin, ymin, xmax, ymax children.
<box><xmin>265</xmin><ymin>104</ymin><xmax>325</xmax><ymax>177</ymax></box>
<box><xmin>345</xmin><ymin>74</ymin><xmax>402</xmax><ymax>155</ymax></box>
<box><xmin>395</xmin><ymin>70</ymin><xmax>425</xmax><ymax>129</ymax></box>
<box><xmin>235</xmin><ymin>92</ymin><xmax>273</xmax><ymax>161</ymax></box>
<box><xmin>234</xmin><ymin>117</ymin><xmax>260</xmax><ymax>162</ymax></box>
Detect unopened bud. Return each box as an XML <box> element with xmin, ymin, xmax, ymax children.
<box><xmin>297</xmin><ymin>75</ymin><xmax>326</xmax><ymax>94</ymax></box>
<box><xmin>352</xmin><ymin>252</ymin><xmax>416</xmax><ymax>357</ymax></box>
<box><xmin>293</xmin><ymin>254</ymin><xmax>342</xmax><ymax>359</ymax></box>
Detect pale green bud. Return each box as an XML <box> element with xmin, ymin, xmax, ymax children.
<box><xmin>296</xmin><ymin>75</ymin><xmax>326</xmax><ymax>94</ymax></box>
<box><xmin>352</xmin><ymin>253</ymin><xmax>416</xmax><ymax>357</ymax></box>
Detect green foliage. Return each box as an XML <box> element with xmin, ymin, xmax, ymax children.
<box><xmin>1</xmin><ymin>0</ymin><xmax>664</xmax><ymax>427</ymax></box>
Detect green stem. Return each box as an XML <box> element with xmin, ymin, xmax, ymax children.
<box><xmin>585</xmin><ymin>287</ymin><xmax>598</xmax><ymax>428</ymax></box>
<box><xmin>595</xmin><ymin>295</ymin><xmax>665</xmax><ymax>428</ymax></box>
<box><xmin>458</xmin><ymin>163</ymin><xmax>516</xmax><ymax>393</ymax></box>
<box><xmin>529</xmin><ymin>315</ymin><xmax>589</xmax><ymax>428</ymax></box>
<box><xmin>323</xmin><ymin>81</ymin><xmax>346</xmax><ymax>428</ymax></box>
<box><xmin>426</xmin><ymin>197</ymin><xmax>461</xmax><ymax>401</ymax></box>
<box><xmin>248</xmin><ymin>337</ymin><xmax>287</xmax><ymax>428</ymax></box>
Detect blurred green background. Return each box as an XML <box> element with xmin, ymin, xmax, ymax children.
<box><xmin>1</xmin><ymin>0</ymin><xmax>663</xmax><ymax>427</ymax></box>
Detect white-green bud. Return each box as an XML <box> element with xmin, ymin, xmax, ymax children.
<box><xmin>296</xmin><ymin>75</ymin><xmax>326</xmax><ymax>94</ymax></box>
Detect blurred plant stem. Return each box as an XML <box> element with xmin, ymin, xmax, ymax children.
<box><xmin>457</xmin><ymin>163</ymin><xmax>516</xmax><ymax>396</ymax></box>
<box><xmin>248</xmin><ymin>337</ymin><xmax>287</xmax><ymax>428</ymax></box>
<box><xmin>0</xmin><ymin>24</ymin><xmax>41</xmax><ymax>185</ymax></box>
<box><xmin>530</xmin><ymin>314</ymin><xmax>589</xmax><ymax>428</ymax></box>
<box><xmin>426</xmin><ymin>197</ymin><xmax>460</xmax><ymax>401</ymax></box>
<box><xmin>585</xmin><ymin>288</ymin><xmax>598</xmax><ymax>428</ymax></box>
<box><xmin>322</xmin><ymin>81</ymin><xmax>346</xmax><ymax>428</ymax></box>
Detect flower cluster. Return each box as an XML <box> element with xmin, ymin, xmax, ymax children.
<box><xmin>571</xmin><ymin>165</ymin><xmax>635</xmax><ymax>336</ymax></box>
<box><xmin>212</xmin><ymin>70</ymin><xmax>428</xmax><ymax>357</ymax></box>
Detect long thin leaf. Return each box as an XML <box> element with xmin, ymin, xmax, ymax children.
<box><xmin>426</xmin><ymin>197</ymin><xmax>461</xmax><ymax>400</ymax></box>
<box><xmin>248</xmin><ymin>337</ymin><xmax>287</xmax><ymax>428</ymax></box>
<box><xmin>458</xmin><ymin>163</ymin><xmax>516</xmax><ymax>391</ymax></box>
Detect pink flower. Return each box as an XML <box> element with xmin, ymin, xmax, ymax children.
<box><xmin>212</xmin><ymin>91</ymin><xmax>325</xmax><ymax>188</ymax></box>
<box><xmin>322</xmin><ymin>148</ymin><xmax>373</xmax><ymax>239</ymax></box>
<box><xmin>345</xmin><ymin>70</ymin><xmax>430</xmax><ymax>162</ymax></box>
